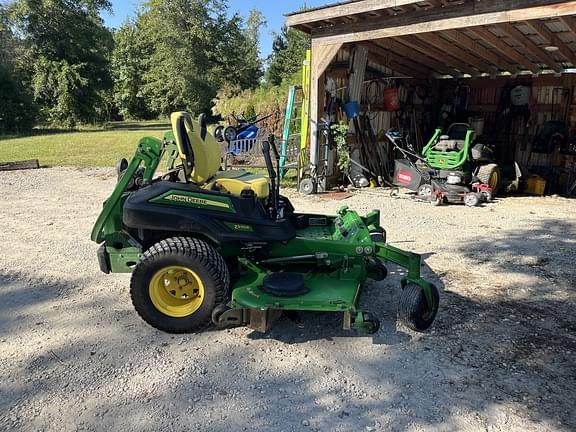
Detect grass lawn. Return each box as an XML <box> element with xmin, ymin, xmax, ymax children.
<box><xmin>0</xmin><ymin>120</ymin><xmax>299</xmax><ymax>187</ymax></box>
<box><xmin>0</xmin><ymin>121</ymin><xmax>170</xmax><ymax>168</ymax></box>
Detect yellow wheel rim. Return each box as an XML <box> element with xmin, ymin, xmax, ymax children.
<box><xmin>489</xmin><ymin>171</ymin><xmax>499</xmax><ymax>190</ymax></box>
<box><xmin>149</xmin><ymin>266</ymin><xmax>205</xmax><ymax>318</ymax></box>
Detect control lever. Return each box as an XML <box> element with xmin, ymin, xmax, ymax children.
<box><xmin>269</xmin><ymin>135</ymin><xmax>282</xmax><ymax>215</ymax></box>
<box><xmin>261</xmin><ymin>140</ymin><xmax>278</xmax><ymax>218</ymax></box>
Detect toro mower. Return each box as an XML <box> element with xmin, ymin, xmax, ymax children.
<box><xmin>390</xmin><ymin>123</ymin><xmax>501</xmax><ymax>207</ymax></box>
<box><xmin>91</xmin><ymin>112</ymin><xmax>438</xmax><ymax>334</ymax></box>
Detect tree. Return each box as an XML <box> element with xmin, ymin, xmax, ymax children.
<box><xmin>0</xmin><ymin>5</ymin><xmax>36</xmax><ymax>133</ymax></box>
<box><xmin>111</xmin><ymin>20</ymin><xmax>155</xmax><ymax>119</ymax></box>
<box><xmin>10</xmin><ymin>0</ymin><xmax>113</xmax><ymax>126</ymax></box>
<box><xmin>265</xmin><ymin>26</ymin><xmax>310</xmax><ymax>86</ymax></box>
<box><xmin>131</xmin><ymin>0</ymin><xmax>265</xmax><ymax>117</ymax></box>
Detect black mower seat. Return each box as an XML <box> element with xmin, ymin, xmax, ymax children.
<box><xmin>262</xmin><ymin>272</ymin><xmax>308</xmax><ymax>297</ymax></box>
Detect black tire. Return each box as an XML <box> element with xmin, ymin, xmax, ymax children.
<box><xmin>369</xmin><ymin>228</ymin><xmax>386</xmax><ymax>244</ymax></box>
<box><xmin>130</xmin><ymin>237</ymin><xmax>230</xmax><ymax>333</ymax></box>
<box><xmin>224</xmin><ymin>126</ymin><xmax>237</xmax><ymax>143</ymax></box>
<box><xmin>366</xmin><ymin>257</ymin><xmax>388</xmax><ymax>281</ymax></box>
<box><xmin>476</xmin><ymin>163</ymin><xmax>501</xmax><ymax>196</ymax></box>
<box><xmin>398</xmin><ymin>283</ymin><xmax>439</xmax><ymax>332</ymax></box>
<box><xmin>363</xmin><ymin>312</ymin><xmax>380</xmax><ymax>334</ymax></box>
<box><xmin>214</xmin><ymin>125</ymin><xmax>225</xmax><ymax>142</ymax></box>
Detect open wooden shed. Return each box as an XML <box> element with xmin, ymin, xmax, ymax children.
<box><xmin>286</xmin><ymin>0</ymin><xmax>576</xmax><ymax>195</ymax></box>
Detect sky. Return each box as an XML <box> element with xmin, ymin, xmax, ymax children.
<box><xmin>100</xmin><ymin>0</ymin><xmax>329</xmax><ymax>59</ymax></box>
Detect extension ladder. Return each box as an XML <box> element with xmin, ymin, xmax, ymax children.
<box><xmin>280</xmin><ymin>49</ymin><xmax>311</xmax><ymax>179</ymax></box>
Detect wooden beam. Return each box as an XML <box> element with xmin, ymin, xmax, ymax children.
<box><xmin>286</xmin><ymin>0</ymin><xmax>423</xmax><ymax>27</ymax></box>
<box><xmin>309</xmin><ymin>41</ymin><xmax>342</xmax><ymax>168</ymax></box>
<box><xmin>413</xmin><ymin>32</ymin><xmax>497</xmax><ymax>74</ymax></box>
<box><xmin>525</xmin><ymin>20</ymin><xmax>574</xmax><ymax>64</ymax></box>
<box><xmin>441</xmin><ymin>29</ymin><xmax>518</xmax><ymax>72</ymax></box>
<box><xmin>311</xmin><ymin>0</ymin><xmax>576</xmax><ymax>45</ymax></box>
<box><xmin>468</xmin><ymin>26</ymin><xmax>540</xmax><ymax>73</ymax></box>
<box><xmin>559</xmin><ymin>15</ymin><xmax>576</xmax><ymax>35</ymax></box>
<box><xmin>0</xmin><ymin>159</ymin><xmax>40</xmax><ymax>171</ymax></box>
<box><xmin>362</xmin><ymin>42</ymin><xmax>429</xmax><ymax>78</ymax></box>
<box><xmin>375</xmin><ymin>38</ymin><xmax>461</xmax><ymax>76</ymax></box>
<box><xmin>498</xmin><ymin>22</ymin><xmax>563</xmax><ymax>72</ymax></box>
<box><xmin>365</xmin><ymin>49</ymin><xmax>426</xmax><ymax>79</ymax></box>
<box><xmin>395</xmin><ymin>36</ymin><xmax>476</xmax><ymax>76</ymax></box>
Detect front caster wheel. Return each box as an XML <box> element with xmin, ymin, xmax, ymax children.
<box><xmin>398</xmin><ymin>283</ymin><xmax>439</xmax><ymax>332</ymax></box>
<box><xmin>363</xmin><ymin>312</ymin><xmax>380</xmax><ymax>334</ymax></box>
<box><xmin>130</xmin><ymin>237</ymin><xmax>230</xmax><ymax>333</ymax></box>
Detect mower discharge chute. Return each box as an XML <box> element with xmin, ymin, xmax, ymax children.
<box><xmin>91</xmin><ymin>112</ymin><xmax>439</xmax><ymax>334</ymax></box>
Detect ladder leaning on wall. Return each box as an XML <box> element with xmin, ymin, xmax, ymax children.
<box><xmin>280</xmin><ymin>49</ymin><xmax>311</xmax><ymax>180</ymax></box>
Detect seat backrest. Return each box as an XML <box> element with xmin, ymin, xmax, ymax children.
<box><xmin>170</xmin><ymin>112</ymin><xmax>221</xmax><ymax>184</ymax></box>
<box><xmin>447</xmin><ymin>123</ymin><xmax>470</xmax><ymax>141</ymax></box>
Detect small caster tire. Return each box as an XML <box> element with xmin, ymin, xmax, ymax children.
<box><xmin>464</xmin><ymin>192</ymin><xmax>481</xmax><ymax>207</ymax></box>
<box><xmin>369</xmin><ymin>228</ymin><xmax>386</xmax><ymax>244</ymax></box>
<box><xmin>481</xmin><ymin>190</ymin><xmax>492</xmax><ymax>202</ymax></box>
<box><xmin>418</xmin><ymin>184</ymin><xmax>433</xmax><ymax>200</ymax></box>
<box><xmin>211</xmin><ymin>303</ymin><xmax>231</xmax><ymax>326</ymax></box>
<box><xmin>214</xmin><ymin>125</ymin><xmax>224</xmax><ymax>142</ymax></box>
<box><xmin>363</xmin><ymin>312</ymin><xmax>380</xmax><ymax>334</ymax></box>
<box><xmin>299</xmin><ymin>178</ymin><xmax>315</xmax><ymax>195</ymax></box>
<box><xmin>367</xmin><ymin>257</ymin><xmax>388</xmax><ymax>281</ymax></box>
<box><xmin>398</xmin><ymin>283</ymin><xmax>439</xmax><ymax>332</ymax></box>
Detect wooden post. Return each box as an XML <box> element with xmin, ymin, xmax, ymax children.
<box><xmin>309</xmin><ymin>41</ymin><xmax>342</xmax><ymax>168</ymax></box>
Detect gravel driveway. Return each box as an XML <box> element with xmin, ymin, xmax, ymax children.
<box><xmin>1</xmin><ymin>167</ymin><xmax>575</xmax><ymax>432</ymax></box>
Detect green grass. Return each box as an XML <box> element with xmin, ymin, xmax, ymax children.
<box><xmin>0</xmin><ymin>120</ymin><xmax>170</xmax><ymax>167</ymax></box>
<box><xmin>0</xmin><ymin>120</ymin><xmax>299</xmax><ymax>188</ymax></box>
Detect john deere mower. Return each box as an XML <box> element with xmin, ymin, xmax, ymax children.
<box><xmin>91</xmin><ymin>112</ymin><xmax>439</xmax><ymax>334</ymax></box>
<box><xmin>392</xmin><ymin>123</ymin><xmax>501</xmax><ymax>207</ymax></box>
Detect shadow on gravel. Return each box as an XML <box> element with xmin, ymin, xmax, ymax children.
<box><xmin>0</xmin><ymin>271</ymin><xmax>81</xmax><ymax>334</ymax></box>
<box><xmin>1</xmin><ymin>219</ymin><xmax>575</xmax><ymax>431</ymax></box>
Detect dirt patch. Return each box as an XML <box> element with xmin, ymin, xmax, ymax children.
<box><xmin>1</xmin><ymin>167</ymin><xmax>575</xmax><ymax>431</ymax></box>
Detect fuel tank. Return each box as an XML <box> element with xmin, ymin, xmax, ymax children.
<box><xmin>123</xmin><ymin>181</ymin><xmax>296</xmax><ymax>244</ymax></box>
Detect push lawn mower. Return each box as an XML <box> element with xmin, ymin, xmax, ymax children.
<box><xmin>91</xmin><ymin>112</ymin><xmax>439</xmax><ymax>334</ymax></box>
<box><xmin>390</xmin><ymin>123</ymin><xmax>501</xmax><ymax>207</ymax></box>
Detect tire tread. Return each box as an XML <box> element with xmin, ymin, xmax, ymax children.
<box><xmin>130</xmin><ymin>237</ymin><xmax>229</xmax><ymax>333</ymax></box>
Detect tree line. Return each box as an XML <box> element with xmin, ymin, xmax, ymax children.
<box><xmin>0</xmin><ymin>0</ymin><xmax>309</xmax><ymax>133</ymax></box>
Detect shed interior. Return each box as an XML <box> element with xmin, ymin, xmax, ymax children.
<box><xmin>287</xmin><ymin>0</ymin><xmax>576</xmax><ymax>195</ymax></box>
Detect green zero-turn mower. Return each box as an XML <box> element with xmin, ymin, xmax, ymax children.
<box><xmin>91</xmin><ymin>112</ymin><xmax>439</xmax><ymax>334</ymax></box>
<box><xmin>421</xmin><ymin>123</ymin><xmax>501</xmax><ymax>205</ymax></box>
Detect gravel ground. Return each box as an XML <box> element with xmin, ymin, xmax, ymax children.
<box><xmin>1</xmin><ymin>167</ymin><xmax>575</xmax><ymax>432</ymax></box>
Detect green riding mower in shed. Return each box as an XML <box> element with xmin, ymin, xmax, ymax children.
<box><xmin>392</xmin><ymin>123</ymin><xmax>501</xmax><ymax>206</ymax></box>
<box><xmin>91</xmin><ymin>112</ymin><xmax>439</xmax><ymax>334</ymax></box>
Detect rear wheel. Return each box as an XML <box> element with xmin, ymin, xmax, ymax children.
<box><xmin>130</xmin><ymin>237</ymin><xmax>229</xmax><ymax>333</ymax></box>
<box><xmin>477</xmin><ymin>163</ymin><xmax>501</xmax><ymax>196</ymax></box>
